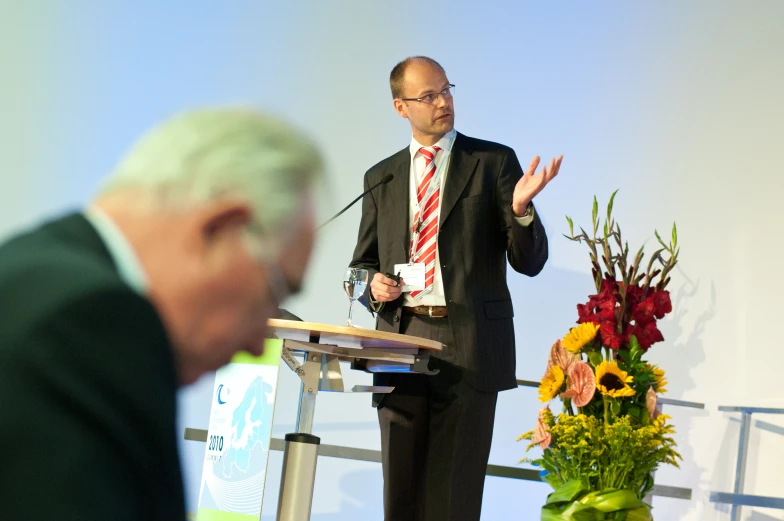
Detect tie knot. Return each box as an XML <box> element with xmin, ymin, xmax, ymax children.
<box><xmin>419</xmin><ymin>146</ymin><xmax>441</xmax><ymax>161</ymax></box>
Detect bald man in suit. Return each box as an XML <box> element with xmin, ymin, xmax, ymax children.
<box><xmin>350</xmin><ymin>56</ymin><xmax>562</xmax><ymax>521</ymax></box>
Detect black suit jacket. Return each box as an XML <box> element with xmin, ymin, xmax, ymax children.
<box><xmin>0</xmin><ymin>214</ymin><xmax>186</xmax><ymax>521</ymax></box>
<box><xmin>350</xmin><ymin>132</ymin><xmax>548</xmax><ymax>392</ymax></box>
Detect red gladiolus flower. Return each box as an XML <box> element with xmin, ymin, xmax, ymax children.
<box><xmin>631</xmin><ymin>320</ymin><xmax>665</xmax><ymax>349</ymax></box>
<box><xmin>652</xmin><ymin>290</ymin><xmax>672</xmax><ymax>319</ymax></box>
<box><xmin>577</xmin><ymin>303</ymin><xmax>593</xmax><ymax>321</ymax></box>
<box><xmin>595</xmin><ymin>298</ymin><xmax>617</xmax><ymax>322</ymax></box>
<box><xmin>632</xmin><ymin>298</ymin><xmax>655</xmax><ymax>323</ymax></box>
<box><xmin>576</xmin><ymin>278</ymin><xmax>674</xmax><ymax>351</ymax></box>
<box><xmin>625</xmin><ymin>283</ymin><xmax>643</xmax><ymax>303</ymax></box>
<box><xmin>600</xmin><ymin>322</ymin><xmax>623</xmax><ymax>350</ymax></box>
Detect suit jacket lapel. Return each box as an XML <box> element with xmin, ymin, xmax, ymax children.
<box><xmin>384</xmin><ymin>147</ymin><xmax>412</xmax><ymax>263</ymax></box>
<box><xmin>440</xmin><ymin>132</ymin><xmax>478</xmax><ymax>229</ymax></box>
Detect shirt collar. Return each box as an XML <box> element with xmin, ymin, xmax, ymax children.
<box><xmin>409</xmin><ymin>128</ymin><xmax>457</xmax><ymax>157</ymax></box>
<box><xmin>83</xmin><ymin>206</ymin><xmax>149</xmax><ymax>295</ymax></box>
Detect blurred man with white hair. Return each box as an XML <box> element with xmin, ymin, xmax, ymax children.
<box><xmin>0</xmin><ymin>108</ymin><xmax>323</xmax><ymax>520</ymax></box>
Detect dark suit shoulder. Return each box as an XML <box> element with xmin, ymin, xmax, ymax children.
<box><xmin>456</xmin><ymin>132</ymin><xmax>514</xmax><ymax>156</ymax></box>
<box><xmin>364</xmin><ymin>146</ymin><xmax>409</xmax><ymax>181</ymax></box>
<box><xmin>0</xmin><ymin>221</ymin><xmax>132</xmax><ymax>348</ymax></box>
<box><xmin>0</xmin><ymin>213</ymin><xmax>117</xmax><ymax>286</ymax></box>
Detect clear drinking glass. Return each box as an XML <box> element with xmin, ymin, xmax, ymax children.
<box><xmin>343</xmin><ymin>268</ymin><xmax>368</xmax><ymax>327</ymax></box>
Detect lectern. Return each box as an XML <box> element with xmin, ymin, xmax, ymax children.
<box><xmin>269</xmin><ymin>319</ymin><xmax>443</xmax><ymax>521</ymax></box>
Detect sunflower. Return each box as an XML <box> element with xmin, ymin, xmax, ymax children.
<box><xmin>595</xmin><ymin>360</ymin><xmax>635</xmax><ymax>398</ymax></box>
<box><xmin>647</xmin><ymin>363</ymin><xmax>668</xmax><ymax>394</ymax></box>
<box><xmin>538</xmin><ymin>365</ymin><xmax>565</xmax><ymax>402</ymax></box>
<box><xmin>562</xmin><ymin>322</ymin><xmax>600</xmax><ymax>353</ymax></box>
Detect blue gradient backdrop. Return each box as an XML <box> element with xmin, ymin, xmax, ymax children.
<box><xmin>2</xmin><ymin>2</ymin><xmax>783</xmax><ymax>520</ymax></box>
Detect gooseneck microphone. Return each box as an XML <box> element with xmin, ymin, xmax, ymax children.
<box><xmin>277</xmin><ymin>174</ymin><xmax>393</xmax><ymax>322</ymax></box>
<box><xmin>317</xmin><ymin>173</ymin><xmax>394</xmax><ymax>230</ymax></box>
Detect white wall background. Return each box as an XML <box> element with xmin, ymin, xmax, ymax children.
<box><xmin>2</xmin><ymin>2</ymin><xmax>783</xmax><ymax>519</ymax></box>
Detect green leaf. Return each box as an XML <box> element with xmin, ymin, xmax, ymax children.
<box><xmin>654</xmin><ymin>230</ymin><xmax>667</xmax><ymax>249</ymax></box>
<box><xmin>589</xmin><ymin>352</ymin><xmax>604</xmax><ymax>367</ymax></box>
<box><xmin>592</xmin><ymin>196</ymin><xmax>598</xmax><ymax>227</ymax></box>
<box><xmin>628</xmin><ymin>335</ymin><xmax>641</xmax><ymax>355</ymax></box>
<box><xmin>607</xmin><ymin>189</ymin><xmax>619</xmax><ymax>222</ymax></box>
<box><xmin>578</xmin><ymin>489</ymin><xmax>650</xmax><ymax>517</ymax></box>
<box><xmin>628</xmin><ymin>405</ymin><xmax>642</xmax><ymax>419</ymax></box>
<box><xmin>566</xmin><ymin>216</ymin><xmax>575</xmax><ymax>237</ymax></box>
<box><xmin>640</xmin><ymin>473</ymin><xmax>656</xmax><ymax>499</ymax></box>
<box><xmin>544</xmin><ymin>480</ymin><xmax>590</xmax><ymax>505</ymax></box>
<box><xmin>610</xmin><ymin>400</ymin><xmax>622</xmax><ymax>416</ymax></box>
<box><xmin>632</xmin><ymin>245</ymin><xmax>644</xmax><ymax>272</ymax></box>
<box><xmin>672</xmin><ymin>222</ymin><xmax>678</xmax><ymax>249</ymax></box>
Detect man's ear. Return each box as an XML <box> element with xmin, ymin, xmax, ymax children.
<box><xmin>393</xmin><ymin>99</ymin><xmax>409</xmax><ymax>120</ymax></box>
<box><xmin>198</xmin><ymin>199</ymin><xmax>254</xmax><ymax>246</ymax></box>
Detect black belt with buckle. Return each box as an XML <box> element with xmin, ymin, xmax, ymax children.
<box><xmin>402</xmin><ymin>305</ymin><xmax>449</xmax><ymax>318</ymax></box>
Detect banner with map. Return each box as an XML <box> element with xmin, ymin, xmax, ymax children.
<box><xmin>197</xmin><ymin>339</ymin><xmax>283</xmax><ymax>521</ymax></box>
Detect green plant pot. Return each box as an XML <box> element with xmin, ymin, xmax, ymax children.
<box><xmin>541</xmin><ymin>480</ymin><xmax>652</xmax><ymax>521</ymax></box>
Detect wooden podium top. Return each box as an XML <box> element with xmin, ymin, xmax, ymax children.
<box><xmin>268</xmin><ymin>319</ymin><xmax>443</xmax><ymax>352</ymax></box>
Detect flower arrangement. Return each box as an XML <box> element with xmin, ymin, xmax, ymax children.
<box><xmin>519</xmin><ymin>192</ymin><xmax>682</xmax><ymax>520</ymax></box>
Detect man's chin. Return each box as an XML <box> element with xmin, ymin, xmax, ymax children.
<box><xmin>435</xmin><ymin>118</ymin><xmax>454</xmax><ymax>132</ymax></box>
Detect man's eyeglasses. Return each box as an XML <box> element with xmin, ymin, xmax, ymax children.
<box><xmin>399</xmin><ymin>84</ymin><xmax>455</xmax><ymax>105</ymax></box>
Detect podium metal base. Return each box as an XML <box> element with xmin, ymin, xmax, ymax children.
<box><xmin>276</xmin><ymin>433</ymin><xmax>321</xmax><ymax>521</ymax></box>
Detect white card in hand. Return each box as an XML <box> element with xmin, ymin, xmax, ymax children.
<box><xmin>393</xmin><ymin>263</ymin><xmax>426</xmax><ymax>292</ymax></box>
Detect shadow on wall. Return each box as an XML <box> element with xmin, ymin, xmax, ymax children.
<box><xmin>652</xmin><ymin>271</ymin><xmax>716</xmax><ymax>518</ymax></box>
<box><xmin>261</xmin><ymin>468</ymin><xmax>383</xmax><ymax>521</ymax></box>
<box><xmin>510</xmin><ymin>264</ymin><xmax>597</xmax><ymax>380</ymax></box>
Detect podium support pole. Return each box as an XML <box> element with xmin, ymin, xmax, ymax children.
<box><xmin>276</xmin><ymin>353</ymin><xmax>321</xmax><ymax>521</ymax></box>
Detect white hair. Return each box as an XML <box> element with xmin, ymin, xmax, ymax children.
<box><xmin>98</xmin><ymin>108</ymin><xmax>324</xmax><ymax>249</ymax></box>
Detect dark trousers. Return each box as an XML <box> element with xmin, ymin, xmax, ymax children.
<box><xmin>377</xmin><ymin>313</ymin><xmax>498</xmax><ymax>521</ymax></box>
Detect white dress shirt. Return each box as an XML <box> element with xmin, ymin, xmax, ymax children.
<box><xmin>402</xmin><ymin>129</ymin><xmax>534</xmax><ymax>307</ymax></box>
<box><xmin>83</xmin><ymin>206</ymin><xmax>149</xmax><ymax>295</ymax></box>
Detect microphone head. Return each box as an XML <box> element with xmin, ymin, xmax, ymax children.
<box><xmin>381</xmin><ymin>173</ymin><xmax>394</xmax><ymax>184</ymax></box>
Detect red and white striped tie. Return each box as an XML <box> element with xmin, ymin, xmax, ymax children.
<box><xmin>409</xmin><ymin>146</ymin><xmax>441</xmax><ymax>300</ymax></box>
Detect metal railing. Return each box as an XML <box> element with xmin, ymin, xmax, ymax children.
<box><xmin>183</xmin><ymin>379</ymin><xmax>705</xmax><ymax>501</ymax></box>
<box><xmin>708</xmin><ymin>405</ymin><xmax>784</xmax><ymax>521</ymax></box>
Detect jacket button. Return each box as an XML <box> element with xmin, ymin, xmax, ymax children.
<box><xmin>393</xmin><ymin>315</ymin><xmax>400</xmax><ymax>323</ymax></box>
